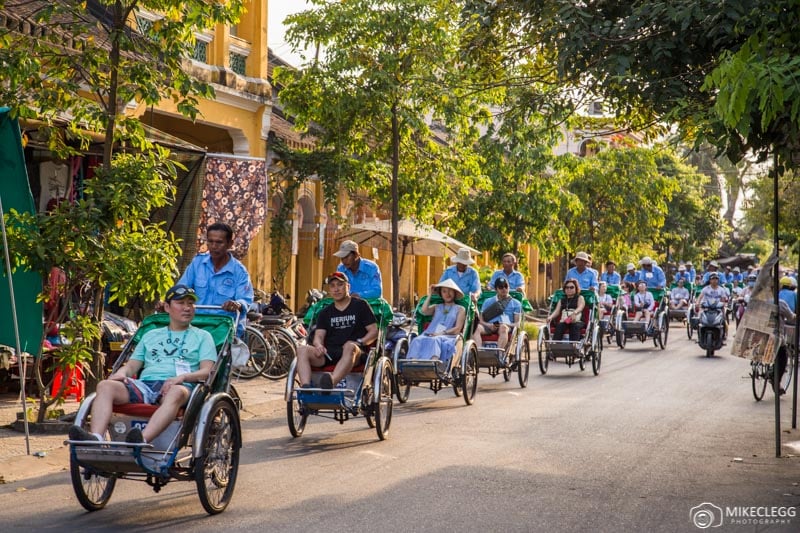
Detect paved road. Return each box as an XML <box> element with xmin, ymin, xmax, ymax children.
<box><xmin>2</xmin><ymin>325</ymin><xmax>799</xmax><ymax>532</ymax></box>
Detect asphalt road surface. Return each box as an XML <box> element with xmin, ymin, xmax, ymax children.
<box><xmin>3</xmin><ymin>322</ymin><xmax>800</xmax><ymax>532</ymax></box>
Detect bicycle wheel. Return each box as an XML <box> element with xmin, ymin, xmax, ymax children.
<box><xmin>751</xmin><ymin>361</ymin><xmax>768</xmax><ymax>401</ymax></box>
<box><xmin>780</xmin><ymin>345</ymin><xmax>795</xmax><ymax>394</ymax></box>
<box><xmin>231</xmin><ymin>327</ymin><xmax>270</xmax><ymax>379</ymax></box>
<box><xmin>262</xmin><ymin>328</ymin><xmax>297</xmax><ymax>380</ymax></box>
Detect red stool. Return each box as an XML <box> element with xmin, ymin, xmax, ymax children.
<box><xmin>51</xmin><ymin>365</ymin><xmax>85</xmax><ymax>401</ymax></box>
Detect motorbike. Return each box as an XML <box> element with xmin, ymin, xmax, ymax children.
<box><xmin>297</xmin><ymin>288</ymin><xmax>324</xmax><ymax>319</ymax></box>
<box><xmin>384</xmin><ymin>311</ymin><xmax>412</xmax><ymax>360</ymax></box>
<box><xmin>697</xmin><ymin>299</ymin><xmax>726</xmax><ymax>357</ymax></box>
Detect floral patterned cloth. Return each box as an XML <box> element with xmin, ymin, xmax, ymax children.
<box><xmin>197</xmin><ymin>156</ymin><xmax>267</xmax><ymax>258</ymax></box>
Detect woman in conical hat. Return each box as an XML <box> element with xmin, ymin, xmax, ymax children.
<box><xmin>406</xmin><ymin>278</ymin><xmax>466</xmax><ymax>366</ymax></box>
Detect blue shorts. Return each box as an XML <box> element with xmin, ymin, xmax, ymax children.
<box><xmin>125</xmin><ymin>380</ymin><xmax>192</xmax><ymax>404</ymax></box>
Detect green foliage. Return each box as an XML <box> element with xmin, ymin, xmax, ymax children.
<box><xmin>556</xmin><ymin>146</ymin><xmax>679</xmax><ymax>262</ymax></box>
<box><xmin>0</xmin><ymin>0</ymin><xmax>243</xmax><ymax>158</ymax></box>
<box><xmin>467</xmin><ymin>0</ymin><xmax>800</xmax><ymax>169</ymax></box>
<box><xmin>277</xmin><ymin>0</ymin><xmax>499</xmax><ymax>302</ymax></box>
<box><xmin>3</xmin><ymin>151</ymin><xmax>181</xmax><ymax>404</ymax></box>
<box><xmin>743</xmin><ymin>170</ymin><xmax>800</xmax><ymax>254</ymax></box>
<box><xmin>656</xmin><ymin>150</ymin><xmax>726</xmax><ymax>262</ymax></box>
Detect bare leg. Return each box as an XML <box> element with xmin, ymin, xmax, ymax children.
<box><xmin>496</xmin><ymin>324</ymin><xmax>510</xmax><ymax>350</ymax></box>
<box><xmin>331</xmin><ymin>343</ymin><xmax>358</xmax><ymax>384</ymax></box>
<box><xmin>141</xmin><ymin>386</ymin><xmax>190</xmax><ymax>442</ymax></box>
<box><xmin>89</xmin><ymin>380</ymin><xmax>130</xmax><ymax>436</ymax></box>
<box><xmin>471</xmin><ymin>327</ymin><xmax>483</xmax><ymax>348</ymax></box>
<box><xmin>297</xmin><ymin>345</ymin><xmax>325</xmax><ymax>385</ymax></box>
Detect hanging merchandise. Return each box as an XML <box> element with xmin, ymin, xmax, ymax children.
<box><xmin>197</xmin><ymin>155</ymin><xmax>267</xmax><ymax>258</ymax></box>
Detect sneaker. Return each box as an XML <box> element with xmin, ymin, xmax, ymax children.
<box><xmin>318</xmin><ymin>373</ymin><xmax>334</xmax><ymax>395</ymax></box>
<box><xmin>69</xmin><ymin>425</ymin><xmax>99</xmax><ymax>442</ymax></box>
<box><xmin>126</xmin><ymin>427</ymin><xmax>145</xmax><ymax>444</ymax></box>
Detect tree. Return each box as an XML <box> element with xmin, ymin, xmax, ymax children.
<box><xmin>656</xmin><ymin>151</ymin><xmax>726</xmax><ymax>264</ymax></box>
<box><xmin>4</xmin><ymin>150</ymin><xmax>181</xmax><ymax>419</ymax></box>
<box><xmin>276</xmin><ymin>0</ymin><xmax>495</xmax><ymax>304</ymax></box>
<box><xmin>453</xmin><ymin>97</ymin><xmax>578</xmax><ymax>266</ymax></box>
<box><xmin>555</xmin><ymin>146</ymin><xmax>679</xmax><ymax>263</ymax></box>
<box><xmin>0</xmin><ymin>0</ymin><xmax>243</xmax><ymax>397</ymax></box>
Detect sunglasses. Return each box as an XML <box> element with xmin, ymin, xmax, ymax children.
<box><xmin>167</xmin><ymin>286</ymin><xmax>196</xmax><ymax>300</ymax></box>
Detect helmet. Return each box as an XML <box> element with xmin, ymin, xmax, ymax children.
<box><xmin>780</xmin><ymin>276</ymin><xmax>797</xmax><ymax>288</ymax></box>
<box><xmin>747</xmin><ymin>274</ymin><xmax>757</xmax><ymax>281</ymax></box>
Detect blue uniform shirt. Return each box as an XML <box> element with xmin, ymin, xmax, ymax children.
<box><xmin>179</xmin><ymin>252</ymin><xmax>253</xmax><ymax>337</ymax></box>
<box><xmin>440</xmin><ymin>265</ymin><xmax>481</xmax><ymax>298</ymax></box>
<box><xmin>779</xmin><ymin>288</ymin><xmax>796</xmax><ymax>313</ymax></box>
<box><xmin>480</xmin><ymin>295</ymin><xmax>522</xmax><ymax>324</ymax></box>
<box><xmin>565</xmin><ymin>267</ymin><xmax>598</xmax><ymax>290</ymax></box>
<box><xmin>675</xmin><ymin>271</ymin><xmax>692</xmax><ymax>283</ymax></box>
<box><xmin>338</xmin><ymin>257</ymin><xmax>383</xmax><ymax>299</ymax></box>
<box><xmin>622</xmin><ymin>272</ymin><xmax>639</xmax><ymax>285</ymax></box>
<box><xmin>489</xmin><ymin>269</ymin><xmax>526</xmax><ymax>291</ymax></box>
<box><xmin>636</xmin><ymin>266</ymin><xmax>666</xmax><ymax>289</ymax></box>
<box><xmin>600</xmin><ymin>271</ymin><xmax>621</xmax><ymax>285</ymax></box>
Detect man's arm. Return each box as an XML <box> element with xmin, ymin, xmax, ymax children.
<box><xmin>233</xmin><ymin>265</ymin><xmax>254</xmax><ymax>310</ymax></box>
<box><xmin>361</xmin><ymin>261</ymin><xmax>383</xmax><ymax>299</ymax></box>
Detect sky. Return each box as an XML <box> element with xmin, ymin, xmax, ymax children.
<box><xmin>268</xmin><ymin>0</ymin><xmax>312</xmax><ymax>67</ymax></box>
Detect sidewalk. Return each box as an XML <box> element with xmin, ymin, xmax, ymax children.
<box><xmin>0</xmin><ymin>377</ymin><xmax>287</xmax><ymax>484</ymax></box>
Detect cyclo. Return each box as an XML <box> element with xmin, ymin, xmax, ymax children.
<box><xmin>686</xmin><ymin>282</ymin><xmax>705</xmax><ymax>339</ymax></box>
<box><xmin>391</xmin><ymin>292</ymin><xmax>480</xmax><ymax>404</ymax></box>
<box><xmin>537</xmin><ymin>288</ymin><xmax>603</xmax><ymax>375</ymax></box>
<box><xmin>286</xmin><ymin>297</ymin><xmax>394</xmax><ymax>440</ymax></box>
<box><xmin>614</xmin><ymin>286</ymin><xmax>669</xmax><ymax>350</ymax></box>
<box><xmin>67</xmin><ymin>309</ymin><xmax>241</xmax><ymax>514</ymax></box>
<box><xmin>666</xmin><ymin>281</ymin><xmax>694</xmax><ymax>323</ymax></box>
<box><xmin>600</xmin><ymin>283</ymin><xmax>622</xmax><ymax>344</ymax></box>
<box><xmin>473</xmin><ymin>289</ymin><xmax>531</xmax><ymax>388</ymax></box>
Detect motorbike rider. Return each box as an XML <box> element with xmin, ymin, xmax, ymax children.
<box><xmin>695</xmin><ymin>272</ymin><xmax>729</xmax><ymax>339</ymax></box>
<box><xmin>779</xmin><ymin>276</ymin><xmax>797</xmax><ymax>314</ymax></box>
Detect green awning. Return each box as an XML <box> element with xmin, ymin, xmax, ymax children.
<box><xmin>0</xmin><ymin>108</ymin><xmax>43</xmax><ymax>355</ymax></box>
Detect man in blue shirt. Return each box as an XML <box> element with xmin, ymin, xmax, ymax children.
<box><xmin>622</xmin><ymin>263</ymin><xmax>639</xmax><ymax>287</ymax></box>
<box><xmin>731</xmin><ymin>266</ymin><xmax>743</xmax><ymax>284</ymax></box>
<box><xmin>637</xmin><ymin>256</ymin><xmax>666</xmax><ymax>289</ymax></box>
<box><xmin>701</xmin><ymin>260</ymin><xmax>721</xmax><ymax>285</ymax></box>
<box><xmin>565</xmin><ymin>251</ymin><xmax>598</xmax><ymax>290</ymax></box>
<box><xmin>488</xmin><ymin>252</ymin><xmax>526</xmax><ymax>294</ymax></box>
<box><xmin>600</xmin><ymin>261</ymin><xmax>621</xmax><ymax>286</ymax></box>
<box><xmin>178</xmin><ymin>223</ymin><xmax>253</xmax><ymax>337</ymax></box>
<box><xmin>685</xmin><ymin>261</ymin><xmax>697</xmax><ymax>284</ymax></box>
<box><xmin>440</xmin><ymin>247</ymin><xmax>482</xmax><ymax>300</ymax></box>
<box><xmin>334</xmin><ymin>240</ymin><xmax>383</xmax><ymax>299</ymax></box>
<box><xmin>779</xmin><ymin>276</ymin><xmax>797</xmax><ymax>314</ymax></box>
<box><xmin>675</xmin><ymin>265</ymin><xmax>692</xmax><ymax>284</ymax></box>
<box><xmin>472</xmin><ymin>277</ymin><xmax>522</xmax><ymax>351</ymax></box>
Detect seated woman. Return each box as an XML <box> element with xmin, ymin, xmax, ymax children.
<box><xmin>547</xmin><ymin>279</ymin><xmax>585</xmax><ymax>341</ymax></box>
<box><xmin>633</xmin><ymin>280</ymin><xmax>655</xmax><ymax>324</ymax></box>
<box><xmin>406</xmin><ymin>279</ymin><xmax>466</xmax><ymax>366</ymax></box>
<box><xmin>597</xmin><ymin>281</ymin><xmax>614</xmax><ymax>322</ymax></box>
<box><xmin>669</xmin><ymin>279</ymin><xmax>691</xmax><ymax>311</ymax></box>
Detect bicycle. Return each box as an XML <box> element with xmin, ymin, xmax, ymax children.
<box><xmin>751</xmin><ymin>346</ymin><xmax>795</xmax><ymax>401</ymax></box>
<box><xmin>231</xmin><ymin>325</ymin><xmax>271</xmax><ymax>380</ymax></box>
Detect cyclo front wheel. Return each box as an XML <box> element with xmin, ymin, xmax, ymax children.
<box><xmin>70</xmin><ymin>457</ymin><xmax>117</xmax><ymax>511</ymax></box>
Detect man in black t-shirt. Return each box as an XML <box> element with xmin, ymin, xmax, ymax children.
<box><xmin>296</xmin><ymin>272</ymin><xmax>378</xmax><ymax>390</ymax></box>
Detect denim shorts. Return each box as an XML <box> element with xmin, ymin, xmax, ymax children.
<box><xmin>125</xmin><ymin>380</ymin><xmax>192</xmax><ymax>404</ymax></box>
